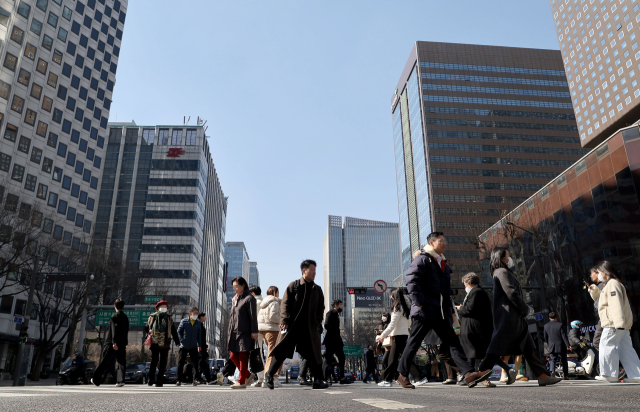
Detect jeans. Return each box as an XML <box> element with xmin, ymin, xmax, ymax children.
<box><xmin>599</xmin><ymin>328</ymin><xmax>640</xmax><ymax>379</ymax></box>
<box><xmin>94</xmin><ymin>345</ymin><xmax>126</xmax><ymax>384</ymax></box>
<box><xmin>549</xmin><ymin>352</ymin><xmax>569</xmax><ymax>377</ymax></box>
<box><xmin>149</xmin><ymin>346</ymin><xmax>169</xmax><ymax>384</ymax></box>
<box><xmin>177</xmin><ymin>347</ymin><xmax>200</xmax><ymax>383</ymax></box>
<box><xmin>382</xmin><ymin>335</ymin><xmax>407</xmax><ymax>382</ymax></box>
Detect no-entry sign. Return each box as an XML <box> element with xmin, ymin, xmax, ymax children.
<box><xmin>373</xmin><ymin>279</ymin><xmax>387</xmax><ymax>294</ymax></box>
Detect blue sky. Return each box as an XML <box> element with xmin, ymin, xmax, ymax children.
<box><xmin>110</xmin><ymin>0</ymin><xmax>560</xmax><ymax>295</ymax></box>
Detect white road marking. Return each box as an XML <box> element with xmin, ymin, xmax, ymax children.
<box><xmin>0</xmin><ymin>393</ymin><xmax>52</xmax><ymax>397</ymax></box>
<box><xmin>325</xmin><ymin>391</ymin><xmax>352</xmax><ymax>394</ymax></box>
<box><xmin>353</xmin><ymin>399</ymin><xmax>423</xmax><ymax>410</ymax></box>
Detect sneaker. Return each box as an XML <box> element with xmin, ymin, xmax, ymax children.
<box><xmin>442</xmin><ymin>378</ymin><xmax>456</xmax><ymax>385</ymax></box>
<box><xmin>481</xmin><ymin>380</ymin><xmax>496</xmax><ymax>388</ymax></box>
<box><xmin>516</xmin><ymin>374</ymin><xmax>528</xmax><ymax>382</ymax></box>
<box><xmin>230</xmin><ymin>382</ymin><xmax>246</xmax><ymax>389</ymax></box>
<box><xmin>595</xmin><ymin>375</ymin><xmax>619</xmax><ymax>382</ymax></box>
<box><xmin>499</xmin><ymin>376</ymin><xmax>508</xmax><ymax>383</ymax></box>
<box><xmin>378</xmin><ymin>381</ymin><xmax>392</xmax><ymax>387</ymax></box>
<box><xmin>457</xmin><ymin>378</ymin><xmax>467</xmax><ymax>386</ymax></box>
<box><xmin>216</xmin><ymin>372</ymin><xmax>224</xmax><ymax>386</ymax></box>
<box><xmin>91</xmin><ymin>378</ymin><xmax>100</xmax><ymax>387</ymax></box>
<box><xmin>413</xmin><ymin>377</ymin><xmax>429</xmax><ymax>387</ymax></box>
<box><xmin>115</xmin><ymin>382</ymin><xmax>124</xmax><ymax>387</ymax></box>
<box><xmin>506</xmin><ymin>369</ymin><xmax>517</xmax><ymax>385</ymax></box>
<box><xmin>251</xmin><ymin>380</ymin><xmax>263</xmax><ymax>387</ymax></box>
<box><xmin>176</xmin><ymin>382</ymin><xmax>182</xmax><ymax>386</ymax></box>
<box><xmin>274</xmin><ymin>378</ymin><xmax>282</xmax><ymax>388</ymax></box>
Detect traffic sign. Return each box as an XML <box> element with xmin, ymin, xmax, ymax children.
<box><xmin>96</xmin><ymin>309</ymin><xmax>155</xmax><ymax>326</ymax></box>
<box><xmin>144</xmin><ymin>296</ymin><xmax>162</xmax><ymax>304</ymax></box>
<box><xmin>343</xmin><ymin>345</ymin><xmax>364</xmax><ymax>357</ymax></box>
<box><xmin>373</xmin><ymin>279</ymin><xmax>387</xmax><ymax>294</ymax></box>
<box><xmin>13</xmin><ymin>316</ymin><xmax>23</xmax><ymax>324</ymax></box>
<box><xmin>534</xmin><ymin>313</ymin><xmax>544</xmax><ymax>321</ymax></box>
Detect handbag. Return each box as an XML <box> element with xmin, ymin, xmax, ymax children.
<box><xmin>143</xmin><ymin>315</ymin><xmax>155</xmax><ymax>346</ymax></box>
<box><xmin>249</xmin><ymin>339</ymin><xmax>264</xmax><ymax>373</ymax></box>
<box><xmin>382</xmin><ymin>336</ymin><xmax>393</xmax><ymax>348</ymax></box>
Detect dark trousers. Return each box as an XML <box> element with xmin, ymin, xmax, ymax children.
<box><xmin>149</xmin><ymin>345</ymin><xmax>169</xmax><ymax>384</ymax></box>
<box><xmin>270</xmin><ymin>353</ymin><xmax>322</xmax><ymax>382</ymax></box>
<box><xmin>177</xmin><ymin>347</ymin><xmax>200</xmax><ymax>383</ymax></box>
<box><xmin>382</xmin><ymin>335</ymin><xmax>407</xmax><ymax>382</ymax></box>
<box><xmin>381</xmin><ymin>349</ymin><xmax>390</xmax><ymax>370</ymax></box>
<box><xmin>222</xmin><ymin>357</ymin><xmax>236</xmax><ymax>377</ymax></box>
<box><xmin>363</xmin><ymin>367</ymin><xmax>378</xmax><ymax>383</ymax></box>
<box><xmin>593</xmin><ymin>321</ymin><xmax>603</xmax><ymax>351</ymax></box>
<box><xmin>549</xmin><ymin>351</ymin><xmax>569</xmax><ymax>377</ymax></box>
<box><xmin>323</xmin><ymin>343</ymin><xmax>345</xmax><ymax>381</ymax></box>
<box><xmin>299</xmin><ymin>357</ymin><xmax>311</xmax><ymax>380</ymax></box>
<box><xmin>439</xmin><ymin>344</ymin><xmax>460</xmax><ymax>380</ymax></box>
<box><xmin>94</xmin><ymin>345</ymin><xmax>126</xmax><ymax>384</ymax></box>
<box><xmin>399</xmin><ymin>317</ymin><xmax>474</xmax><ymax>377</ymax></box>
<box><xmin>479</xmin><ymin>336</ymin><xmax>548</xmax><ymax>377</ymax></box>
<box><xmin>199</xmin><ymin>351</ymin><xmax>211</xmax><ymax>381</ymax></box>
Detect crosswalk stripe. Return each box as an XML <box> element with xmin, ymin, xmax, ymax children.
<box><xmin>0</xmin><ymin>393</ymin><xmax>55</xmax><ymax>397</ymax></box>
<box><xmin>325</xmin><ymin>391</ymin><xmax>352</xmax><ymax>394</ymax></box>
<box><xmin>353</xmin><ymin>399</ymin><xmax>423</xmax><ymax>410</ymax></box>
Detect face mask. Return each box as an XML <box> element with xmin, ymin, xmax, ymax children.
<box><xmin>504</xmin><ymin>257</ymin><xmax>514</xmax><ymax>269</ymax></box>
<box><xmin>382</xmin><ymin>317</ymin><xmax>388</xmax><ymax>322</ymax></box>
<box><xmin>465</xmin><ymin>286</ymin><xmax>472</xmax><ymax>294</ymax></box>
<box><xmin>158</xmin><ymin>307</ymin><xmax>167</xmax><ymax>313</ymax></box>
<box><xmin>597</xmin><ymin>273</ymin><xmax>605</xmax><ymax>282</ymax></box>
<box><xmin>337</xmin><ymin>308</ymin><xmax>343</xmax><ymax>313</ymax></box>
<box><xmin>190</xmin><ymin>315</ymin><xmax>198</xmax><ymax>320</ymax></box>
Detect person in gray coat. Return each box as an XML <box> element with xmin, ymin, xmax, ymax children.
<box><xmin>478</xmin><ymin>247</ymin><xmax>562</xmax><ymax>386</ymax></box>
<box><xmin>176</xmin><ymin>306</ymin><xmax>202</xmax><ymax>386</ymax></box>
<box><xmin>227</xmin><ymin>276</ymin><xmax>259</xmax><ymax>389</ymax></box>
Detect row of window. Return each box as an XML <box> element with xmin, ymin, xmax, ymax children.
<box><xmin>143</xmin><ymin>227</ymin><xmax>197</xmax><ymax>237</ymax></box>
<box><xmin>139</xmin><ymin>269</ymin><xmax>193</xmax><ymax>279</ymax></box>
<box><xmin>429</xmin><ymin>155</ymin><xmax>575</xmax><ymax>167</ymax></box>
<box><xmin>422</xmin><ymin>94</ymin><xmax>574</xmax><ymax>109</ymax></box>
<box><xmin>144</xmin><ymin>210</ymin><xmax>204</xmax><ymax>231</ymax></box>
<box><xmin>140</xmin><ymin>244</ymin><xmax>195</xmax><ymax>254</ymax></box>
<box><xmin>434</xmin><ymin>221</ymin><xmax>491</xmax><ymax>231</ymax></box>
<box><xmin>427</xmin><ymin>142</ymin><xmax>587</xmax><ymax>156</ymax></box>
<box><xmin>443</xmin><ymin>250</ymin><xmax>480</xmax><ymax>259</ymax></box>
<box><xmin>422</xmin><ymin>83</ymin><xmax>571</xmax><ymax>98</ymax></box>
<box><xmin>0</xmin><ymin>296</ymin><xmax>74</xmax><ymax>326</ymax></box>
<box><xmin>430</xmin><ymin>167</ymin><xmax>560</xmax><ymax>180</ymax></box>
<box><xmin>420</xmin><ymin>71</ymin><xmax>569</xmax><ymax>87</ymax></box>
<box><xmin>433</xmin><ymin>194</ymin><xmax>528</xmax><ymax>204</ymax></box>
<box><xmin>423</xmin><ymin>106</ymin><xmax>576</xmax><ymax>120</ymax></box>
<box><xmin>433</xmin><ymin>207</ymin><xmax>511</xmax><ymax>217</ymax></box>
<box><xmin>424</xmin><ymin>117</ymin><xmax>579</xmax><ymax>132</ymax></box>
<box><xmin>419</xmin><ymin>61</ymin><xmax>566</xmax><ymax>77</ymax></box>
<box><xmin>426</xmin><ymin>129</ymin><xmax>581</xmax><ymax>144</ymax></box>
<box><xmin>430</xmin><ymin>180</ymin><xmax>544</xmax><ymax>191</ymax></box>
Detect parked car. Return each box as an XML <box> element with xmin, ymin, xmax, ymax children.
<box><xmin>343</xmin><ymin>371</ymin><xmax>355</xmax><ymax>383</ymax></box>
<box><xmin>124</xmin><ymin>363</ymin><xmax>148</xmax><ymax>384</ymax></box>
<box><xmin>289</xmin><ymin>366</ymin><xmax>300</xmax><ymax>379</ymax></box>
<box><xmin>207</xmin><ymin>358</ymin><xmax>225</xmax><ymax>377</ymax></box>
<box><xmin>163</xmin><ymin>366</ymin><xmax>178</xmax><ymax>384</ymax></box>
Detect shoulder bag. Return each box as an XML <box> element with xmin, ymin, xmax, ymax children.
<box><xmin>144</xmin><ymin>315</ymin><xmax>156</xmax><ymax>346</ymax></box>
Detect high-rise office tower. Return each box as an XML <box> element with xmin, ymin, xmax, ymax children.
<box><xmin>323</xmin><ymin>216</ymin><xmax>401</xmax><ymax>332</ymax></box>
<box><xmin>95</xmin><ymin>123</ymin><xmax>227</xmax><ymax>354</ymax></box>
<box><xmin>225</xmin><ymin>241</ymin><xmax>249</xmax><ymax>307</ymax></box>
<box><xmin>0</xmin><ymin>0</ymin><xmax>127</xmax><ymax>363</ymax></box>
<box><xmin>248</xmin><ymin>261</ymin><xmax>260</xmax><ymax>288</ymax></box>
<box><xmin>549</xmin><ymin>0</ymin><xmax>640</xmax><ymax>147</ymax></box>
<box><xmin>391</xmin><ymin>41</ymin><xmax>588</xmax><ymax>282</ymax></box>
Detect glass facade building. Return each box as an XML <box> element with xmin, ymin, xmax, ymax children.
<box><xmin>391</xmin><ymin>41</ymin><xmax>588</xmax><ymax>282</ymax></box>
<box><xmin>481</xmin><ymin>124</ymin><xmax>640</xmax><ymax>350</ymax></box>
<box><xmin>224</xmin><ymin>241</ymin><xmax>249</xmax><ymax>307</ymax></box>
<box><xmin>248</xmin><ymin>261</ymin><xmax>260</xmax><ymax>289</ymax></box>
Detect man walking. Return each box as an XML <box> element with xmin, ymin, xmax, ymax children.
<box><xmin>176</xmin><ymin>307</ymin><xmax>202</xmax><ymax>386</ymax></box>
<box><xmin>363</xmin><ymin>345</ymin><xmax>379</xmax><ymax>383</ymax></box>
<box><xmin>397</xmin><ymin>232</ymin><xmax>491</xmax><ymax>389</ymax></box>
<box><xmin>264</xmin><ymin>259</ymin><xmax>328</xmax><ymax>390</ymax></box>
<box><xmin>544</xmin><ymin>312</ymin><xmax>570</xmax><ymax>379</ymax></box>
<box><xmin>197</xmin><ymin>313</ymin><xmax>212</xmax><ymax>384</ymax></box>
<box><xmin>323</xmin><ymin>299</ymin><xmax>349</xmax><ymax>384</ymax></box>
<box><xmin>92</xmin><ymin>299</ymin><xmax>129</xmax><ymax>387</ymax></box>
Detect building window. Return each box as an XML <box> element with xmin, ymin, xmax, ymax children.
<box><xmin>42</xmin><ymin>157</ymin><xmax>53</xmax><ymax>173</ymax></box>
<box><xmin>36</xmin><ymin>121</ymin><xmax>48</xmax><ymax>137</ymax></box>
<box><xmin>158</xmin><ymin>129</ymin><xmax>170</xmax><ymax>145</ymax></box>
<box><xmin>62</xmin><ymin>175</ymin><xmax>71</xmax><ymax>189</ymax></box>
<box><xmin>62</xmin><ymin>6</ymin><xmax>72</xmax><ymax>21</ymax></box>
<box><xmin>17</xmin><ymin>69</ymin><xmax>31</xmax><ymax>86</ymax></box>
<box><xmin>47</xmin><ymin>133</ymin><xmax>58</xmax><ymax>148</ymax></box>
<box><xmin>30</xmin><ymin>147</ymin><xmax>42</xmax><ymax>164</ymax></box>
<box><xmin>5</xmin><ymin>193</ymin><xmax>18</xmax><ymax>211</ymax></box>
<box><xmin>171</xmin><ymin>129</ymin><xmax>183</xmax><ymax>145</ymax></box>
<box><xmin>24</xmin><ymin>43</ymin><xmax>37</xmax><ymax>60</ymax></box>
<box><xmin>0</xmin><ymin>7</ymin><xmax>10</xmax><ymax>27</ymax></box>
<box><xmin>10</xmin><ymin>27</ymin><xmax>24</xmax><ymax>45</ymax></box>
<box><xmin>186</xmin><ymin>129</ymin><xmax>197</xmax><ymax>145</ymax></box>
<box><xmin>43</xmin><ymin>218</ymin><xmax>53</xmax><ymax>234</ymax></box>
<box><xmin>47</xmin><ymin>192</ymin><xmax>58</xmax><ymax>207</ymax></box>
<box><xmin>42</xmin><ymin>96</ymin><xmax>53</xmax><ymax>112</ymax></box>
<box><xmin>52</xmin><ymin>49</ymin><xmax>63</xmax><ymax>65</ymax></box>
<box><xmin>52</xmin><ymin>167</ymin><xmax>62</xmax><ymax>182</ymax></box>
<box><xmin>24</xmin><ymin>109</ymin><xmax>37</xmax><ymax>126</ymax></box>
<box><xmin>36</xmin><ymin>58</ymin><xmax>48</xmax><ymax>75</ymax></box>
<box><xmin>42</xmin><ymin>34</ymin><xmax>53</xmax><ymax>51</ymax></box>
<box><xmin>37</xmin><ymin>183</ymin><xmax>47</xmax><ymax>200</ymax></box>
<box><xmin>47</xmin><ymin>72</ymin><xmax>58</xmax><ymax>88</ymax></box>
<box><xmin>24</xmin><ymin>174</ymin><xmax>37</xmax><ymax>191</ymax></box>
<box><xmin>18</xmin><ymin>136</ymin><xmax>31</xmax><ymax>153</ymax></box>
<box><xmin>48</xmin><ymin>12</ymin><xmax>58</xmax><ymax>27</ymax></box>
<box><xmin>0</xmin><ymin>152</ymin><xmax>11</xmax><ymax>172</ymax></box>
<box><xmin>30</xmin><ymin>18</ymin><xmax>43</xmax><ymax>36</ymax></box>
<box><xmin>57</xmin><ymin>200</ymin><xmax>67</xmax><ymax>215</ymax></box>
<box><xmin>11</xmin><ymin>164</ymin><xmax>25</xmax><ymax>182</ymax></box>
<box><xmin>31</xmin><ymin>83</ymin><xmax>43</xmax><ymax>100</ymax></box>
<box><xmin>11</xmin><ymin>95</ymin><xmax>25</xmax><ymax>114</ymax></box>
<box><xmin>4</xmin><ymin>53</ymin><xmax>18</xmax><ymax>71</ymax></box>
<box><xmin>0</xmin><ymin>79</ymin><xmax>11</xmax><ymax>100</ymax></box>
<box><xmin>143</xmin><ymin>129</ymin><xmax>155</xmax><ymax>145</ymax></box>
<box><xmin>4</xmin><ymin>124</ymin><xmax>18</xmax><ymax>142</ymax></box>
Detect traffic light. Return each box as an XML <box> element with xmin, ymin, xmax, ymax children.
<box><xmin>18</xmin><ymin>332</ymin><xmax>28</xmax><ymax>344</ymax></box>
<box><xmin>348</xmin><ymin>287</ymin><xmax>367</xmax><ymax>295</ymax></box>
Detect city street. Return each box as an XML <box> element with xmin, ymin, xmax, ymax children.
<box><xmin>1</xmin><ymin>380</ymin><xmax>639</xmax><ymax>411</ymax></box>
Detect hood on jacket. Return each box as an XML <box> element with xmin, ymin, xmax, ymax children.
<box><xmin>260</xmin><ymin>295</ymin><xmax>280</xmax><ymax>309</ymax></box>
<box><xmin>414</xmin><ymin>243</ymin><xmax>446</xmax><ymax>261</ymax></box>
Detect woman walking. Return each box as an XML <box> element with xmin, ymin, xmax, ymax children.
<box><xmin>145</xmin><ymin>300</ymin><xmax>180</xmax><ymax>387</ymax></box>
<box><xmin>258</xmin><ymin>286</ymin><xmax>282</xmax><ymax>387</ymax></box>
<box><xmin>589</xmin><ymin>261</ymin><xmax>640</xmax><ymax>382</ymax></box>
<box><xmin>477</xmin><ymin>247</ymin><xmax>561</xmax><ymax>386</ymax></box>
<box><xmin>376</xmin><ymin>288</ymin><xmax>410</xmax><ymax>387</ymax></box>
<box><xmin>227</xmin><ymin>277</ymin><xmax>259</xmax><ymax>389</ymax></box>
<box><xmin>376</xmin><ymin>313</ymin><xmax>391</xmax><ymax>373</ymax></box>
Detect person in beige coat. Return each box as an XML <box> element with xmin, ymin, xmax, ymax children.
<box><xmin>588</xmin><ymin>261</ymin><xmax>640</xmax><ymax>382</ymax></box>
<box><xmin>258</xmin><ymin>286</ymin><xmax>282</xmax><ymax>387</ymax></box>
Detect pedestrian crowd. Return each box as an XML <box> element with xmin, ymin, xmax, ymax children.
<box><xmin>90</xmin><ymin>232</ymin><xmax>640</xmax><ymax>389</ymax></box>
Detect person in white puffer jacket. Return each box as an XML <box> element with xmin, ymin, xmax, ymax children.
<box><xmin>376</xmin><ymin>288</ymin><xmax>411</xmax><ymax>386</ymax></box>
<box><xmin>258</xmin><ymin>286</ymin><xmax>282</xmax><ymax>387</ymax></box>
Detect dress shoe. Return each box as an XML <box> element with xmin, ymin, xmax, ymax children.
<box><xmin>339</xmin><ymin>379</ymin><xmax>351</xmax><ymax>384</ymax></box>
<box><xmin>264</xmin><ymin>372</ymin><xmax>275</xmax><ymax>390</ymax></box>
<box><xmin>312</xmin><ymin>379</ymin><xmax>328</xmax><ymax>389</ymax></box>
<box><xmin>397</xmin><ymin>374</ymin><xmax>415</xmax><ymax>389</ymax></box>
<box><xmin>464</xmin><ymin>370</ymin><xmax>492</xmax><ymax>388</ymax></box>
<box><xmin>538</xmin><ymin>376</ymin><xmax>562</xmax><ymax>386</ymax></box>
<box><xmin>506</xmin><ymin>369</ymin><xmax>517</xmax><ymax>385</ymax></box>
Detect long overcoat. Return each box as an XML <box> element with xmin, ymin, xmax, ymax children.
<box><xmin>269</xmin><ymin>277</ymin><xmax>325</xmax><ymax>365</ymax></box>
<box><xmin>458</xmin><ymin>286</ymin><xmax>494</xmax><ymax>359</ymax></box>
<box><xmin>227</xmin><ymin>289</ymin><xmax>258</xmax><ymax>352</ymax></box>
<box><xmin>486</xmin><ymin>267</ymin><xmax>533</xmax><ymax>355</ymax></box>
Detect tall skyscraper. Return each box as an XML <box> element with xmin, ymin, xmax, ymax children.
<box><xmin>549</xmin><ymin>0</ymin><xmax>640</xmax><ymax>147</ymax></box>
<box><xmin>391</xmin><ymin>41</ymin><xmax>588</xmax><ymax>282</ymax></box>
<box><xmin>225</xmin><ymin>241</ymin><xmax>249</xmax><ymax>307</ymax></box>
<box><xmin>248</xmin><ymin>261</ymin><xmax>260</xmax><ymax>288</ymax></box>
<box><xmin>323</xmin><ymin>216</ymin><xmax>401</xmax><ymax>333</ymax></box>
<box><xmin>95</xmin><ymin>122</ymin><xmax>227</xmax><ymax>354</ymax></box>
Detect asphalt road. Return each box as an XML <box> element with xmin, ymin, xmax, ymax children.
<box><xmin>1</xmin><ymin>379</ymin><xmax>639</xmax><ymax>411</ymax></box>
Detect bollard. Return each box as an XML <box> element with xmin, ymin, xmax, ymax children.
<box><xmin>286</xmin><ymin>370</ymin><xmax>289</xmax><ymax>383</ymax></box>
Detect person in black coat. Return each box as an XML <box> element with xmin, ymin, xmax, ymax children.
<box><xmin>322</xmin><ymin>299</ymin><xmax>349</xmax><ymax>384</ymax></box>
<box><xmin>544</xmin><ymin>312</ymin><xmax>570</xmax><ymax>378</ymax></box>
<box><xmin>397</xmin><ymin>232</ymin><xmax>489</xmax><ymax>389</ymax></box>
<box><xmin>363</xmin><ymin>345</ymin><xmax>379</xmax><ymax>383</ymax></box>
<box><xmin>478</xmin><ymin>247</ymin><xmax>562</xmax><ymax>387</ymax></box>
<box><xmin>92</xmin><ymin>299</ymin><xmax>129</xmax><ymax>386</ymax></box>
<box><xmin>198</xmin><ymin>313</ymin><xmax>212</xmax><ymax>383</ymax></box>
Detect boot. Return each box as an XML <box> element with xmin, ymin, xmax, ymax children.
<box><xmin>312</xmin><ymin>378</ymin><xmax>328</xmax><ymax>389</ymax></box>
<box><xmin>464</xmin><ymin>370</ymin><xmax>492</xmax><ymax>388</ymax></box>
<box><xmin>396</xmin><ymin>374</ymin><xmax>415</xmax><ymax>389</ymax></box>
<box><xmin>264</xmin><ymin>372</ymin><xmax>274</xmax><ymax>390</ymax></box>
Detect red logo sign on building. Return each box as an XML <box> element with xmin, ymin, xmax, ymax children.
<box><xmin>166</xmin><ymin>148</ymin><xmax>185</xmax><ymax>157</ymax></box>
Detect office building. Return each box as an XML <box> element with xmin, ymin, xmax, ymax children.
<box><xmin>94</xmin><ymin>122</ymin><xmax>227</xmax><ymax>354</ymax></box>
<box><xmin>0</xmin><ymin>0</ymin><xmax>128</xmax><ymax>374</ymax></box>
<box><xmin>248</xmin><ymin>261</ymin><xmax>260</xmax><ymax>288</ymax></box>
<box><xmin>225</xmin><ymin>241</ymin><xmax>249</xmax><ymax>307</ymax></box>
<box><xmin>481</xmin><ymin>123</ymin><xmax>640</xmax><ymax>347</ymax></box>
<box><xmin>323</xmin><ymin>215</ymin><xmax>401</xmax><ymax>334</ymax></box>
<box><xmin>391</xmin><ymin>41</ymin><xmax>588</xmax><ymax>283</ymax></box>
<box><xmin>549</xmin><ymin>0</ymin><xmax>640</xmax><ymax>147</ymax></box>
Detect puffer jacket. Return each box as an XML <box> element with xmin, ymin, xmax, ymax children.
<box><xmin>379</xmin><ymin>308</ymin><xmax>410</xmax><ymax>338</ymax></box>
<box><xmin>589</xmin><ymin>278</ymin><xmax>633</xmax><ymax>330</ymax></box>
<box><xmin>258</xmin><ymin>295</ymin><xmax>281</xmax><ymax>332</ymax></box>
